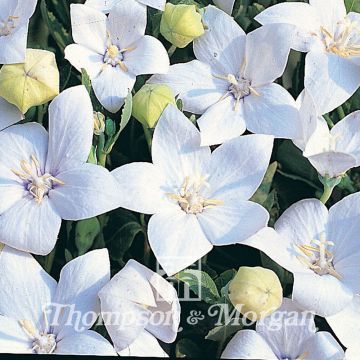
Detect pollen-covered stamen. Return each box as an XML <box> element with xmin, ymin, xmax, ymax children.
<box><xmin>320</xmin><ymin>19</ymin><xmax>360</xmax><ymax>57</ymax></box>
<box><xmin>0</xmin><ymin>16</ymin><xmax>18</xmax><ymax>37</ymax></box>
<box><xmin>213</xmin><ymin>73</ymin><xmax>260</xmax><ymax>111</ymax></box>
<box><xmin>19</xmin><ymin>318</ymin><xmax>56</xmax><ymax>354</ymax></box>
<box><xmin>11</xmin><ymin>155</ymin><xmax>64</xmax><ymax>204</ymax></box>
<box><xmin>295</xmin><ymin>234</ymin><xmax>341</xmax><ymax>279</ymax></box>
<box><xmin>167</xmin><ymin>174</ymin><xmax>223</xmax><ymax>214</ymax></box>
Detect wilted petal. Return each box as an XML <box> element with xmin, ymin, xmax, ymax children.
<box><xmin>194</xmin><ymin>6</ymin><xmax>246</xmax><ymax>75</ymax></box>
<box><xmin>243</xmin><ymin>83</ymin><xmax>301</xmax><ymax>139</ymax></box>
<box><xmin>49</xmin><ymin>163</ymin><xmax>120</xmax><ymax>221</ymax></box>
<box><xmin>46</xmin><ymin>86</ymin><xmax>94</xmax><ymax>174</ymax></box>
<box><xmin>148</xmin><ymin>208</ymin><xmax>212</xmax><ymax>276</ymax></box>
<box><xmin>197</xmin><ymin>96</ymin><xmax>246</xmax><ymax>146</ymax></box>
<box><xmin>125</xmin><ymin>36</ymin><xmax>169</xmax><ymax>76</ymax></box>
<box><xmin>92</xmin><ymin>65</ymin><xmax>136</xmax><ymax>113</ymax></box>
<box><xmin>55</xmin><ymin>330</ymin><xmax>116</xmax><ymax>356</ymax></box>
<box><xmin>221</xmin><ymin>330</ymin><xmax>277</xmax><ymax>359</ymax></box>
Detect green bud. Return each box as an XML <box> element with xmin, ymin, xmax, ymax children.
<box><xmin>75</xmin><ymin>217</ymin><xmax>101</xmax><ymax>255</ymax></box>
<box><xmin>228</xmin><ymin>266</ymin><xmax>283</xmax><ymax>321</ymax></box>
<box><xmin>160</xmin><ymin>3</ymin><xmax>205</xmax><ymax>48</ymax></box>
<box><xmin>93</xmin><ymin>111</ymin><xmax>106</xmax><ymax>135</ymax></box>
<box><xmin>132</xmin><ymin>84</ymin><xmax>176</xmax><ymax>128</ymax></box>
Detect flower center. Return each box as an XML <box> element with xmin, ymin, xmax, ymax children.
<box><xmin>19</xmin><ymin>319</ymin><xmax>56</xmax><ymax>354</ymax></box>
<box><xmin>11</xmin><ymin>155</ymin><xmax>64</xmax><ymax>204</ymax></box>
<box><xmin>295</xmin><ymin>234</ymin><xmax>341</xmax><ymax>279</ymax></box>
<box><xmin>213</xmin><ymin>73</ymin><xmax>260</xmax><ymax>111</ymax></box>
<box><xmin>320</xmin><ymin>19</ymin><xmax>360</xmax><ymax>57</ymax></box>
<box><xmin>167</xmin><ymin>175</ymin><xmax>223</xmax><ymax>214</ymax></box>
<box><xmin>0</xmin><ymin>16</ymin><xmax>17</xmax><ymax>37</ymax></box>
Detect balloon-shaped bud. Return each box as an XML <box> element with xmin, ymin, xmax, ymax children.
<box><xmin>228</xmin><ymin>266</ymin><xmax>283</xmax><ymax>321</ymax></box>
<box><xmin>132</xmin><ymin>84</ymin><xmax>176</xmax><ymax>128</ymax></box>
<box><xmin>93</xmin><ymin>111</ymin><xmax>106</xmax><ymax>135</ymax></box>
<box><xmin>0</xmin><ymin>49</ymin><xmax>60</xmax><ymax>114</ymax></box>
<box><xmin>160</xmin><ymin>3</ymin><xmax>205</xmax><ymax>48</ymax></box>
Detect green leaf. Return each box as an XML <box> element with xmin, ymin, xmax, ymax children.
<box><xmin>64</xmin><ymin>248</ymin><xmax>73</xmax><ymax>263</ymax></box>
<box><xmin>176</xmin><ymin>269</ymin><xmax>220</xmax><ymax>304</ymax></box>
<box><xmin>251</xmin><ymin>162</ymin><xmax>277</xmax><ymax>206</ymax></box>
<box><xmin>176</xmin><ymin>339</ymin><xmax>203</xmax><ymax>358</ymax></box>
<box><xmin>87</xmin><ymin>145</ymin><xmax>98</xmax><ymax>165</ymax></box>
<box><xmin>205</xmin><ymin>323</ymin><xmax>243</xmax><ymax>342</ymax></box>
<box><xmin>215</xmin><ymin>269</ymin><xmax>236</xmax><ymax>292</ymax></box>
<box><xmin>75</xmin><ymin>217</ymin><xmax>101</xmax><ymax>255</ymax></box>
<box><xmin>40</xmin><ymin>0</ymin><xmax>71</xmax><ymax>51</ymax></box>
<box><xmin>108</xmin><ymin>221</ymin><xmax>144</xmax><ymax>262</ymax></box>
<box><xmin>81</xmin><ymin>68</ymin><xmax>92</xmax><ymax>94</ymax></box>
<box><xmin>345</xmin><ymin>0</ymin><xmax>360</xmax><ymax>12</ymax></box>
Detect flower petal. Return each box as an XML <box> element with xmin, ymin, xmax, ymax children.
<box><xmin>197</xmin><ymin>201</ymin><xmax>269</xmax><ymax>245</ymax></box>
<box><xmin>70</xmin><ymin>4</ymin><xmax>107</xmax><ymax>54</ymax></box>
<box><xmin>0</xmin><ymin>97</ymin><xmax>24</xmax><ymax>130</ymax></box>
<box><xmin>221</xmin><ymin>330</ymin><xmax>277</xmax><ymax>359</ymax></box>
<box><xmin>52</xmin><ymin>249</ymin><xmax>110</xmax><ymax>339</ymax></box>
<box><xmin>0</xmin><ymin>316</ymin><xmax>32</xmax><ymax>353</ymax></box>
<box><xmin>149</xmin><ymin>60</ymin><xmax>227</xmax><ymax>114</ymax></box>
<box><xmin>0</xmin><ymin>196</ymin><xmax>61</xmax><ymax>255</ymax></box>
<box><xmin>55</xmin><ymin>330</ymin><xmax>117</xmax><ymax>356</ymax></box>
<box><xmin>292</xmin><ymin>272</ymin><xmax>353</xmax><ymax>316</ymax></box>
<box><xmin>124</xmin><ymin>35</ymin><xmax>169</xmax><ymax>76</ymax></box>
<box><xmin>305</xmin><ymin>51</ymin><xmax>360</xmax><ymax>115</ymax></box>
<box><xmin>243</xmin><ymin>83</ymin><xmax>301</xmax><ymax>139</ymax></box>
<box><xmin>326</xmin><ymin>296</ymin><xmax>360</xmax><ymax>350</ymax></box>
<box><xmin>64</xmin><ymin>44</ymin><xmax>104</xmax><ymax>79</ymax></box>
<box><xmin>193</xmin><ymin>5</ymin><xmax>246</xmax><ymax>75</ymax></box>
<box><xmin>0</xmin><ymin>24</ymin><xmax>28</xmax><ymax>64</ymax></box>
<box><xmin>207</xmin><ymin>134</ymin><xmax>274</xmax><ymax>201</ymax></box>
<box><xmin>112</xmin><ymin>162</ymin><xmax>169</xmax><ymax>215</ymax></box>
<box><xmin>302</xmin><ymin>331</ymin><xmax>345</xmax><ymax>359</ymax></box>
<box><xmin>49</xmin><ymin>163</ymin><xmax>120</xmax><ymax>221</ymax></box>
<box><xmin>92</xmin><ymin>65</ymin><xmax>136</xmax><ymax>113</ymax></box>
<box><xmin>197</xmin><ymin>96</ymin><xmax>246</xmax><ymax>146</ymax></box>
<box><xmin>0</xmin><ymin>246</ymin><xmax>57</xmax><ymax>330</ymax></box>
<box><xmin>138</xmin><ymin>0</ymin><xmax>165</xmax><ymax>10</ymax></box>
<box><xmin>118</xmin><ymin>330</ymin><xmax>168</xmax><ymax>357</ymax></box>
<box><xmin>84</xmin><ymin>0</ymin><xmax>117</xmax><ymax>13</ymax></box>
<box><xmin>45</xmin><ymin>86</ymin><xmax>93</xmax><ymax>174</ymax></box>
<box><xmin>244</xmin><ymin>24</ymin><xmax>294</xmax><ymax>86</ymax></box>
<box><xmin>152</xmin><ymin>104</ymin><xmax>211</xmax><ymax>187</ymax></box>
<box><xmin>148</xmin><ymin>208</ymin><xmax>212</xmax><ymax>276</ymax></box>
<box><xmin>107</xmin><ymin>0</ymin><xmax>146</xmax><ymax>48</ymax></box>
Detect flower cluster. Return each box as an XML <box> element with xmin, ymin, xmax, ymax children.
<box><xmin>0</xmin><ymin>0</ymin><xmax>359</xmax><ymax>358</ymax></box>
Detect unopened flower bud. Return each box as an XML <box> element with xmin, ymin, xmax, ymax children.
<box><xmin>228</xmin><ymin>266</ymin><xmax>283</xmax><ymax>321</ymax></box>
<box><xmin>0</xmin><ymin>49</ymin><xmax>59</xmax><ymax>114</ymax></box>
<box><xmin>132</xmin><ymin>84</ymin><xmax>176</xmax><ymax>128</ymax></box>
<box><xmin>160</xmin><ymin>3</ymin><xmax>205</xmax><ymax>48</ymax></box>
<box><xmin>93</xmin><ymin>111</ymin><xmax>106</xmax><ymax>135</ymax></box>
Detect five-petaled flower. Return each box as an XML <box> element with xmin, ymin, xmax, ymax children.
<box><xmin>84</xmin><ymin>0</ymin><xmax>165</xmax><ymax>13</ymax></box>
<box><xmin>150</xmin><ymin>5</ymin><xmax>300</xmax><ymax>146</ymax></box>
<box><xmin>0</xmin><ymin>86</ymin><xmax>120</xmax><ymax>255</ymax></box>
<box><xmin>112</xmin><ymin>104</ymin><xmax>274</xmax><ymax>275</ymax></box>
<box><xmin>65</xmin><ymin>0</ymin><xmax>169</xmax><ymax>113</ymax></box>
<box><xmin>256</xmin><ymin>0</ymin><xmax>360</xmax><ymax>115</ymax></box>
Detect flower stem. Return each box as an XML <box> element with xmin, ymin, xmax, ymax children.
<box><xmin>142</xmin><ymin>124</ymin><xmax>152</xmax><ymax>152</ymax></box>
<box><xmin>320</xmin><ymin>182</ymin><xmax>335</xmax><ymax>204</ymax></box>
<box><xmin>167</xmin><ymin>45</ymin><xmax>177</xmax><ymax>57</ymax></box>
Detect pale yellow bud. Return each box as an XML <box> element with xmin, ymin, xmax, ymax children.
<box><xmin>228</xmin><ymin>266</ymin><xmax>283</xmax><ymax>321</ymax></box>
<box><xmin>93</xmin><ymin>111</ymin><xmax>106</xmax><ymax>135</ymax></box>
<box><xmin>132</xmin><ymin>84</ymin><xmax>176</xmax><ymax>128</ymax></box>
<box><xmin>0</xmin><ymin>49</ymin><xmax>60</xmax><ymax>114</ymax></box>
<box><xmin>160</xmin><ymin>3</ymin><xmax>205</xmax><ymax>48</ymax></box>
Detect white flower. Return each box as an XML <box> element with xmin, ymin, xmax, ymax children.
<box><xmin>84</xmin><ymin>0</ymin><xmax>165</xmax><ymax>12</ymax></box>
<box><xmin>112</xmin><ymin>104</ymin><xmax>273</xmax><ymax>275</ymax></box>
<box><xmin>346</xmin><ymin>348</ymin><xmax>360</xmax><ymax>360</ymax></box>
<box><xmin>294</xmin><ymin>90</ymin><xmax>360</xmax><ymax>178</ymax></box>
<box><xmin>99</xmin><ymin>259</ymin><xmax>180</xmax><ymax>357</ymax></box>
<box><xmin>212</xmin><ymin>0</ymin><xmax>235</xmax><ymax>15</ymax></box>
<box><xmin>221</xmin><ymin>298</ymin><xmax>344</xmax><ymax>359</ymax></box>
<box><xmin>256</xmin><ymin>0</ymin><xmax>360</xmax><ymax>115</ymax></box>
<box><xmin>0</xmin><ymin>96</ymin><xmax>23</xmax><ymax>131</ymax></box>
<box><xmin>0</xmin><ymin>85</ymin><xmax>120</xmax><ymax>255</ymax></box>
<box><xmin>0</xmin><ymin>0</ymin><xmax>37</xmax><ymax>64</ymax></box>
<box><xmin>242</xmin><ymin>195</ymin><xmax>360</xmax><ymax>317</ymax></box>
<box><xmin>327</xmin><ymin>296</ymin><xmax>360</xmax><ymax>355</ymax></box>
<box><xmin>65</xmin><ymin>1</ymin><xmax>169</xmax><ymax>113</ymax></box>
<box><xmin>150</xmin><ymin>5</ymin><xmax>300</xmax><ymax>146</ymax></box>
<box><xmin>0</xmin><ymin>246</ymin><xmax>116</xmax><ymax>355</ymax></box>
